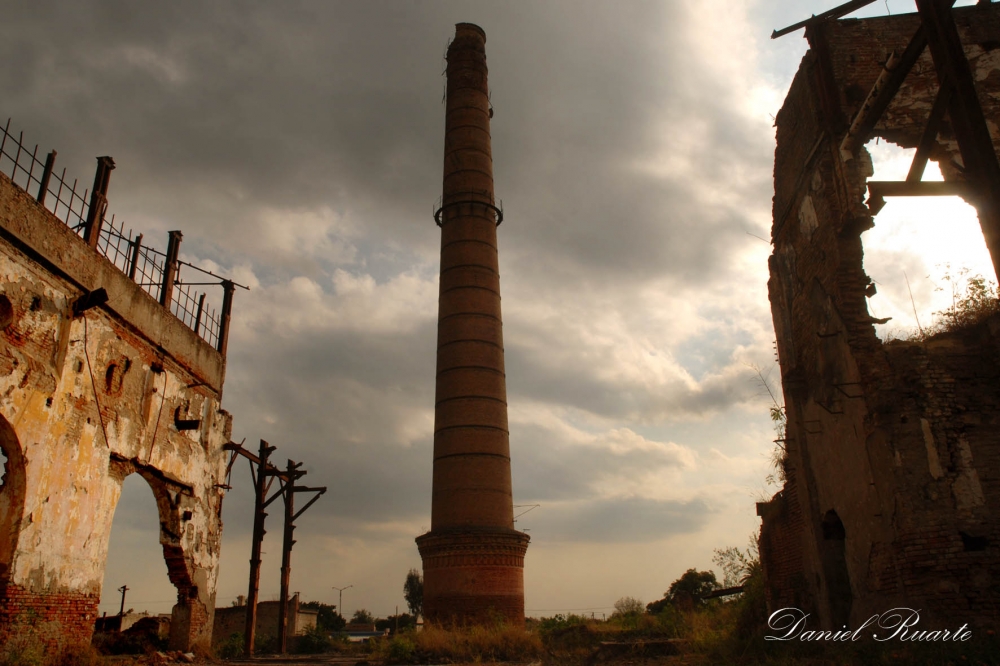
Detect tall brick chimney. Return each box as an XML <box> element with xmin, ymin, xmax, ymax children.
<box><xmin>416</xmin><ymin>22</ymin><xmax>529</xmax><ymax>627</ymax></box>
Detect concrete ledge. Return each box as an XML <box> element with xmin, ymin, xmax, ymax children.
<box><xmin>0</xmin><ymin>173</ymin><xmax>225</xmax><ymax>393</ymax></box>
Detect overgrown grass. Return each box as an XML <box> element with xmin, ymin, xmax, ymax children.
<box><xmin>370</xmin><ymin>621</ymin><xmax>544</xmax><ymax>664</ymax></box>
<box><xmin>367</xmin><ymin>567</ymin><xmax>999</xmax><ymax>665</ymax></box>
<box><xmin>0</xmin><ymin>612</ymin><xmax>104</xmax><ymax>666</ymax></box>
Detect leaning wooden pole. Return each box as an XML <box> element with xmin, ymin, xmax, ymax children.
<box><xmin>244</xmin><ymin>439</ymin><xmax>275</xmax><ymax>657</ymax></box>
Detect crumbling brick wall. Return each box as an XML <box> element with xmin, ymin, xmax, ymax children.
<box><xmin>0</xmin><ymin>169</ymin><xmax>232</xmax><ymax>653</ymax></box>
<box><xmin>211</xmin><ymin>594</ymin><xmax>308</xmax><ymax>649</ymax></box>
<box><xmin>763</xmin><ymin>5</ymin><xmax>1000</xmax><ymax>630</ymax></box>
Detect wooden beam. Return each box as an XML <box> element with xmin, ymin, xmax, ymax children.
<box><xmin>772</xmin><ymin>0</ymin><xmax>878</xmax><ymax>39</ymax></box>
<box><xmin>866</xmin><ymin>179</ymin><xmax>973</xmax><ymax>214</ymax></box>
<box><xmin>841</xmin><ymin>28</ymin><xmax>927</xmax><ymax>159</ymax></box>
<box><xmin>916</xmin><ymin>0</ymin><xmax>1000</xmax><ymax>280</ymax></box>
<box><xmin>907</xmin><ymin>82</ymin><xmax>953</xmax><ymax>182</ymax></box>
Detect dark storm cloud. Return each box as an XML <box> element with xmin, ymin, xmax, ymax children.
<box><xmin>0</xmin><ymin>0</ymin><xmax>773</xmax><ymax>288</ymax></box>
<box><xmin>220</xmin><ymin>314</ymin><xmax>439</xmax><ymax>534</ymax></box>
<box><xmin>510</xmin><ymin>421</ymin><xmax>696</xmax><ymax>503</ymax></box>
<box><xmin>521</xmin><ymin>496</ymin><xmax>712</xmax><ymax>544</ymax></box>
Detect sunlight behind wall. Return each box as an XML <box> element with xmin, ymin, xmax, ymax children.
<box><xmin>861</xmin><ymin>141</ymin><xmax>995</xmax><ymax>341</ymax></box>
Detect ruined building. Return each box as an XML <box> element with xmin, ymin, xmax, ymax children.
<box><xmin>760</xmin><ymin>2</ymin><xmax>1000</xmax><ymax>629</ymax></box>
<box><xmin>416</xmin><ymin>23</ymin><xmax>530</xmax><ymax>626</ymax></box>
<box><xmin>0</xmin><ymin>127</ymin><xmax>236</xmax><ymax>652</ymax></box>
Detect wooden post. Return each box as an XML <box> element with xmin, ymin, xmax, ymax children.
<box><xmin>244</xmin><ymin>439</ymin><xmax>275</xmax><ymax>658</ymax></box>
<box><xmin>36</xmin><ymin>151</ymin><xmax>56</xmax><ymax>205</ymax></box>
<box><xmin>127</xmin><ymin>234</ymin><xmax>143</xmax><ymax>281</ymax></box>
<box><xmin>160</xmin><ymin>231</ymin><xmax>183</xmax><ymax>308</ymax></box>
<box><xmin>194</xmin><ymin>293</ymin><xmax>206</xmax><ymax>335</ymax></box>
<box><xmin>83</xmin><ymin>156</ymin><xmax>115</xmax><ymax>248</ymax></box>
<box><xmin>218</xmin><ymin>280</ymin><xmax>236</xmax><ymax>355</ymax></box>
<box><xmin>277</xmin><ymin>459</ymin><xmax>304</xmax><ymax>653</ymax></box>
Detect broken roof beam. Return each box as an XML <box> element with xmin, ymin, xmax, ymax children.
<box><xmin>772</xmin><ymin>0</ymin><xmax>878</xmax><ymax>39</ymax></box>
<box><xmin>866</xmin><ymin>179</ymin><xmax>973</xmax><ymax>214</ymax></box>
<box><xmin>907</xmin><ymin>82</ymin><xmax>953</xmax><ymax>182</ymax></box>
<box><xmin>840</xmin><ymin>27</ymin><xmax>928</xmax><ymax>160</ymax></box>
<box><xmin>223</xmin><ymin>440</ymin><xmax>292</xmax><ymax>482</ymax></box>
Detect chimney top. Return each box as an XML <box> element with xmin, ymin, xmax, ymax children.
<box><xmin>455</xmin><ymin>22</ymin><xmax>486</xmax><ymax>41</ymax></box>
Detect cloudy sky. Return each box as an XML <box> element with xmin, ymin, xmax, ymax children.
<box><xmin>1</xmin><ymin>0</ymin><xmax>993</xmax><ymax>619</ymax></box>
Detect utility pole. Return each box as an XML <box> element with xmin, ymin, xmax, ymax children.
<box><xmin>117</xmin><ymin>585</ymin><xmax>129</xmax><ymax>618</ymax></box>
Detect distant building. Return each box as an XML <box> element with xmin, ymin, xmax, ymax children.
<box><xmin>212</xmin><ymin>593</ymin><xmax>316</xmax><ymax>648</ymax></box>
<box><xmin>94</xmin><ymin>611</ymin><xmax>171</xmax><ymax>640</ymax></box>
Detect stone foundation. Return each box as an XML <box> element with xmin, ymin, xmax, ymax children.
<box><xmin>417</xmin><ymin>529</ymin><xmax>530</xmax><ymax>626</ymax></box>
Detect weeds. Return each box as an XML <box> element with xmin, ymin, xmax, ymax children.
<box><xmin>370</xmin><ymin>621</ymin><xmax>544</xmax><ymax>664</ymax></box>
<box><xmin>888</xmin><ymin>268</ymin><xmax>1000</xmax><ymax>343</ymax></box>
<box><xmin>0</xmin><ymin>612</ymin><xmax>64</xmax><ymax>666</ymax></box>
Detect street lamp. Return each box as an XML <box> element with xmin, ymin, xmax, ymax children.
<box><xmin>332</xmin><ymin>585</ymin><xmax>353</xmax><ymax>621</ymax></box>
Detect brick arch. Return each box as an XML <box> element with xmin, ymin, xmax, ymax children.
<box><xmin>107</xmin><ymin>459</ymin><xmax>205</xmax><ymax>649</ymax></box>
<box><xmin>107</xmin><ymin>460</ymin><xmax>196</xmax><ymax>595</ymax></box>
<box><xmin>0</xmin><ymin>414</ymin><xmax>25</xmax><ymax>585</ymax></box>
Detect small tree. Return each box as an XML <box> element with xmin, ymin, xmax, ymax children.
<box><xmin>403</xmin><ymin>568</ymin><xmax>423</xmax><ymax>618</ymax></box>
<box><xmin>301</xmin><ymin>601</ymin><xmax>345</xmax><ymax>632</ymax></box>
<box><xmin>351</xmin><ymin>608</ymin><xmax>376</xmax><ymax>625</ymax></box>
<box><xmin>712</xmin><ymin>546</ymin><xmax>752</xmax><ymax>589</ymax></box>
<box><xmin>612</xmin><ymin>596</ymin><xmax>644</xmax><ymax>616</ymax></box>
<box><xmin>646</xmin><ymin>569</ymin><xmax>719</xmax><ymax>613</ymax></box>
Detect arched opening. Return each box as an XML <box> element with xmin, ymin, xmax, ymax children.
<box><xmin>861</xmin><ymin>140</ymin><xmax>996</xmax><ymax>342</ymax></box>
<box><xmin>95</xmin><ymin>473</ymin><xmax>175</xmax><ymax>652</ymax></box>
<box><xmin>819</xmin><ymin>509</ymin><xmax>852</xmax><ymax>628</ymax></box>
<box><xmin>0</xmin><ymin>414</ymin><xmax>26</xmax><ymax>584</ymax></box>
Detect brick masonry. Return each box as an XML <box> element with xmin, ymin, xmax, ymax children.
<box><xmin>763</xmin><ymin>5</ymin><xmax>1000</xmax><ymax>631</ymax></box>
<box><xmin>417</xmin><ymin>22</ymin><xmax>529</xmax><ymax>627</ymax></box>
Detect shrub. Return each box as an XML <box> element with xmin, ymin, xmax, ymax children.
<box><xmin>214</xmin><ymin>632</ymin><xmax>245</xmax><ymax>659</ymax></box>
<box><xmin>212</xmin><ymin>630</ymin><xmax>278</xmax><ymax>659</ymax></box>
<box><xmin>384</xmin><ymin>635</ymin><xmax>415</xmax><ymax>662</ymax></box>
<box><xmin>0</xmin><ymin>613</ymin><xmax>61</xmax><ymax>666</ymax></box>
<box><xmin>612</xmin><ymin>596</ymin><xmax>644</xmax><ymax>616</ymax></box>
<box><xmin>292</xmin><ymin>624</ymin><xmax>333</xmax><ymax>654</ymax></box>
<box><xmin>51</xmin><ymin>644</ymin><xmax>104</xmax><ymax>666</ymax></box>
<box><xmin>932</xmin><ymin>271</ymin><xmax>1000</xmax><ymax>333</ymax></box>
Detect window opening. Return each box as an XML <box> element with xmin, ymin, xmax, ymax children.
<box><xmin>861</xmin><ymin>140</ymin><xmax>995</xmax><ymax>342</ymax></box>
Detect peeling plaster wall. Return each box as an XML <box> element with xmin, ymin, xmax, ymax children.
<box><xmin>762</xmin><ymin>6</ymin><xmax>1000</xmax><ymax>630</ymax></box>
<box><xmin>0</xmin><ymin>172</ymin><xmax>232</xmax><ymax>652</ymax></box>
